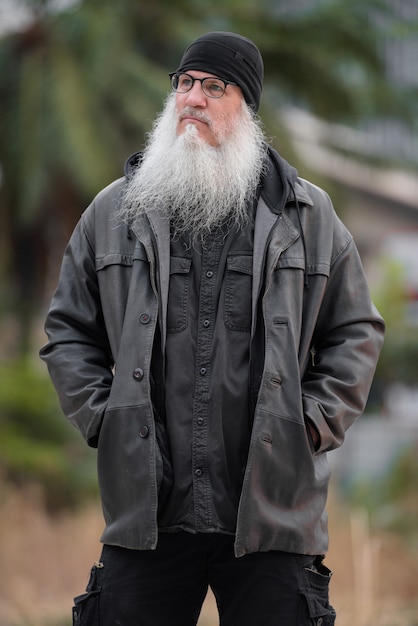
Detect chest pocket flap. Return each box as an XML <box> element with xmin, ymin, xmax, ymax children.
<box><xmin>167</xmin><ymin>256</ymin><xmax>192</xmax><ymax>333</ymax></box>
<box><xmin>225</xmin><ymin>254</ymin><xmax>253</xmax><ymax>332</ymax></box>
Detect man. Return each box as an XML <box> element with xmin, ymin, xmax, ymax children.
<box><xmin>40</xmin><ymin>31</ymin><xmax>384</xmax><ymax>625</ymax></box>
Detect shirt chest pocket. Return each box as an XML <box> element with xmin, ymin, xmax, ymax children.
<box><xmin>224</xmin><ymin>255</ymin><xmax>253</xmax><ymax>332</ymax></box>
<box><xmin>167</xmin><ymin>256</ymin><xmax>192</xmax><ymax>333</ymax></box>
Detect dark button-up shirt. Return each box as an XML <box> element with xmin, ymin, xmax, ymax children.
<box><xmin>159</xmin><ymin>217</ymin><xmax>255</xmax><ymax>534</ymax></box>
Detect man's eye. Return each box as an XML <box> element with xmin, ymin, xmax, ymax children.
<box><xmin>179</xmin><ymin>76</ymin><xmax>193</xmax><ymax>89</ymax></box>
<box><xmin>206</xmin><ymin>81</ymin><xmax>223</xmax><ymax>95</ymax></box>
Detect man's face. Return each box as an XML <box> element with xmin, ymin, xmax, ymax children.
<box><xmin>175</xmin><ymin>70</ymin><xmax>245</xmax><ymax>147</ymax></box>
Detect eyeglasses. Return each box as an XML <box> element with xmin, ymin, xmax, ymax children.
<box><xmin>169</xmin><ymin>72</ymin><xmax>237</xmax><ymax>98</ymax></box>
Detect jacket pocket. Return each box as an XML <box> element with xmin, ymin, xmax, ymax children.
<box><xmin>167</xmin><ymin>256</ymin><xmax>191</xmax><ymax>332</ymax></box>
<box><xmin>224</xmin><ymin>255</ymin><xmax>253</xmax><ymax>332</ymax></box>
<box><xmin>95</xmin><ymin>240</ymin><xmax>148</xmax><ymax>270</ymax></box>
<box><xmin>95</xmin><ymin>245</ymin><xmax>149</xmax><ymax>317</ymax></box>
<box><xmin>72</xmin><ymin>562</ymin><xmax>103</xmax><ymax>625</ymax></box>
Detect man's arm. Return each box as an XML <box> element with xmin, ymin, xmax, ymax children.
<box><xmin>40</xmin><ymin>214</ymin><xmax>114</xmax><ymax>448</ymax></box>
<box><xmin>302</xmin><ymin>238</ymin><xmax>384</xmax><ymax>454</ymax></box>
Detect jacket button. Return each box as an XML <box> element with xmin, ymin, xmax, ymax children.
<box><xmin>133</xmin><ymin>367</ymin><xmax>144</xmax><ymax>381</ymax></box>
<box><xmin>139</xmin><ymin>425</ymin><xmax>149</xmax><ymax>438</ymax></box>
<box><xmin>139</xmin><ymin>313</ymin><xmax>151</xmax><ymax>324</ymax></box>
<box><xmin>194</xmin><ymin>468</ymin><xmax>203</xmax><ymax>477</ymax></box>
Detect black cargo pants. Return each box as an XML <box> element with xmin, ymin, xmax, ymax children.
<box><xmin>73</xmin><ymin>532</ymin><xmax>336</xmax><ymax>625</ymax></box>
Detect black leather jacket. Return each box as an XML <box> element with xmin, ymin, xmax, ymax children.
<box><xmin>40</xmin><ymin>148</ymin><xmax>384</xmax><ymax>557</ymax></box>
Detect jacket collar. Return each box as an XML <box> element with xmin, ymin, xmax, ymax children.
<box><xmin>261</xmin><ymin>147</ymin><xmax>313</xmax><ymax>215</ymax></box>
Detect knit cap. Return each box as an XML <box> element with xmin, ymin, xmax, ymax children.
<box><xmin>174</xmin><ymin>31</ymin><xmax>264</xmax><ymax>112</ymax></box>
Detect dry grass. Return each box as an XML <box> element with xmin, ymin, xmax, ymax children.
<box><xmin>0</xmin><ymin>484</ymin><xmax>417</xmax><ymax>626</ymax></box>
<box><xmin>0</xmin><ymin>484</ymin><xmax>103</xmax><ymax>626</ymax></box>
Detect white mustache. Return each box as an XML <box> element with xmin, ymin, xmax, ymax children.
<box><xmin>179</xmin><ymin>107</ymin><xmax>212</xmax><ymax>127</ymax></box>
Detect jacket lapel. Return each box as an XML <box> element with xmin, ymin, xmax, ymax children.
<box><xmin>131</xmin><ymin>209</ymin><xmax>170</xmax><ymax>352</ymax></box>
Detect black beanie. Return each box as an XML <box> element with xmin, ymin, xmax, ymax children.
<box><xmin>174</xmin><ymin>31</ymin><xmax>264</xmax><ymax>112</ymax></box>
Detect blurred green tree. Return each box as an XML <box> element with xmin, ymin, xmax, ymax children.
<box><xmin>373</xmin><ymin>258</ymin><xmax>418</xmax><ymax>387</ymax></box>
<box><xmin>0</xmin><ymin>358</ymin><xmax>98</xmax><ymax>510</ymax></box>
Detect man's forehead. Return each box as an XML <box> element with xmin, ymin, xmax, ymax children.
<box><xmin>180</xmin><ymin>70</ymin><xmax>225</xmax><ymax>80</ymax></box>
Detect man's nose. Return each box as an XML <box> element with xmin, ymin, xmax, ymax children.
<box><xmin>184</xmin><ymin>81</ymin><xmax>207</xmax><ymax>107</ymax></box>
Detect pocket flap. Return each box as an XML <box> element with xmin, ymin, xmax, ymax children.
<box><xmin>226</xmin><ymin>254</ymin><xmax>253</xmax><ymax>275</ymax></box>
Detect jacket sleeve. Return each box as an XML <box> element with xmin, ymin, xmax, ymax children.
<box><xmin>39</xmin><ymin>209</ymin><xmax>114</xmax><ymax>448</ymax></box>
<box><xmin>302</xmin><ymin>236</ymin><xmax>385</xmax><ymax>454</ymax></box>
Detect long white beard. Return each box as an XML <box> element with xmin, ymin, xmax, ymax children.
<box><xmin>119</xmin><ymin>93</ymin><xmax>268</xmax><ymax>241</ymax></box>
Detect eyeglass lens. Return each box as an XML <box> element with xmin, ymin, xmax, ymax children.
<box><xmin>172</xmin><ymin>74</ymin><xmax>227</xmax><ymax>98</ymax></box>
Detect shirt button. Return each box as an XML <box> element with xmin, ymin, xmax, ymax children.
<box><xmin>197</xmin><ymin>417</ymin><xmax>204</xmax><ymax>426</ymax></box>
<box><xmin>139</xmin><ymin>425</ymin><xmax>149</xmax><ymax>438</ymax></box>
<box><xmin>206</xmin><ymin>271</ymin><xmax>213</xmax><ymax>278</ymax></box>
<box><xmin>199</xmin><ymin>367</ymin><xmax>207</xmax><ymax>376</ymax></box>
<box><xmin>133</xmin><ymin>367</ymin><xmax>144</xmax><ymax>381</ymax></box>
<box><xmin>194</xmin><ymin>468</ymin><xmax>203</xmax><ymax>477</ymax></box>
<box><xmin>203</xmin><ymin>319</ymin><xmax>210</xmax><ymax>328</ymax></box>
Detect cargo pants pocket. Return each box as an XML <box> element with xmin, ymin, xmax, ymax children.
<box><xmin>72</xmin><ymin>561</ymin><xmax>104</xmax><ymax>625</ymax></box>
<box><xmin>299</xmin><ymin>559</ymin><xmax>336</xmax><ymax>625</ymax></box>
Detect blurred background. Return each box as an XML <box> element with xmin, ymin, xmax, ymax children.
<box><xmin>0</xmin><ymin>0</ymin><xmax>417</xmax><ymax>624</ymax></box>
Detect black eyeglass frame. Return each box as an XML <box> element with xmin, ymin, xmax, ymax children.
<box><xmin>169</xmin><ymin>72</ymin><xmax>237</xmax><ymax>98</ymax></box>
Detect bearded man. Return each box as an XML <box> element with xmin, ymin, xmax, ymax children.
<box><xmin>40</xmin><ymin>32</ymin><xmax>384</xmax><ymax>626</ymax></box>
